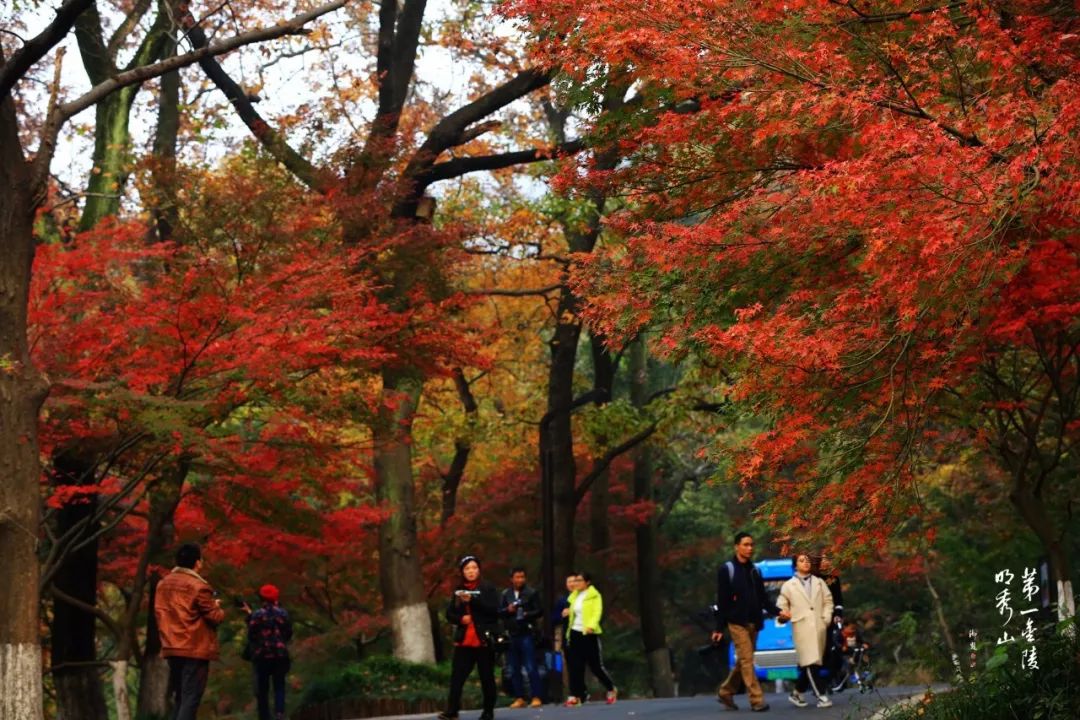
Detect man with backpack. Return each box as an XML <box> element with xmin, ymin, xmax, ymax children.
<box><xmin>243</xmin><ymin>584</ymin><xmax>293</xmax><ymax>720</ymax></box>
<box><xmin>711</xmin><ymin>532</ymin><xmax>785</xmax><ymax>712</ymax></box>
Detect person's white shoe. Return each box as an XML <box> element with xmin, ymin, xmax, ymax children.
<box><xmin>787</xmin><ymin>691</ymin><xmax>808</xmax><ymax>707</ymax></box>
<box><xmin>816</xmin><ymin>695</ymin><xmax>833</xmax><ymax>708</ymax></box>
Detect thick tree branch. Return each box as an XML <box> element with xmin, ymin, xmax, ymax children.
<box><xmin>574</xmin><ymin>423</ymin><xmax>658</xmax><ymax>505</ymax></box>
<box><xmin>466</xmin><ymin>284</ymin><xmax>562</xmax><ymax>297</ymax></box>
<box><xmin>396</xmin><ymin>67</ymin><xmax>552</xmax><ymax>196</ymax></box>
<box><xmin>74</xmin><ymin>4</ymin><xmax>115</xmax><ymax>85</ymax></box>
<box><xmin>358</xmin><ymin>0</ymin><xmax>428</xmax><ymax>178</ymax></box>
<box><xmin>50</xmin><ymin>584</ymin><xmax>124</xmax><ymax>642</ymax></box>
<box><xmin>33</xmin><ymin>0</ymin><xmax>346</xmax><ymax>190</ymax></box>
<box><xmin>179</xmin><ymin>3</ymin><xmax>336</xmax><ymax>194</ymax></box>
<box><xmin>441</xmin><ymin>367</ymin><xmax>479</xmax><ymax>526</ymax></box>
<box><xmin>423</xmin><ymin>139</ymin><xmax>585</xmax><ymax>184</ymax></box>
<box><xmin>108</xmin><ymin>0</ymin><xmax>154</xmax><ymax>58</ymax></box>
<box><xmin>0</xmin><ymin>0</ymin><xmax>94</xmax><ymax>99</ymax></box>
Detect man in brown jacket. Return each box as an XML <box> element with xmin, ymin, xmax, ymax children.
<box><xmin>154</xmin><ymin>543</ymin><xmax>225</xmax><ymax>720</ymax></box>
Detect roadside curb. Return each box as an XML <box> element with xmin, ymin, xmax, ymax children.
<box><xmin>864</xmin><ymin>689</ymin><xmax>936</xmax><ymax>720</ymax></box>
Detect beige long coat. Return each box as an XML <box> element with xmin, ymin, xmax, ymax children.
<box><xmin>777</xmin><ymin>574</ymin><xmax>834</xmax><ymax>667</ymax></box>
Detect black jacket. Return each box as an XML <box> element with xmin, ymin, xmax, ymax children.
<box><xmin>716</xmin><ymin>557</ymin><xmax>779</xmax><ymax>630</ymax></box>
<box><xmin>819</xmin><ymin>573</ymin><xmax>843</xmax><ymax>615</ymax></box>
<box><xmin>446</xmin><ymin>580</ymin><xmax>501</xmax><ymax>644</ymax></box>
<box><xmin>499</xmin><ymin>585</ymin><xmax>543</xmax><ymax>636</ymax></box>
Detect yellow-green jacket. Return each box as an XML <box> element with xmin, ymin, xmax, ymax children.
<box><xmin>567</xmin><ymin>585</ymin><xmax>603</xmax><ymax>641</ymax></box>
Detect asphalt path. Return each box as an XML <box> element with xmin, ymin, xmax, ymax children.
<box><xmin>363</xmin><ymin>686</ymin><xmax>935</xmax><ymax>720</ymax></box>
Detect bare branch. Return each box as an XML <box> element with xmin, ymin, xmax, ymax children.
<box><xmin>32</xmin><ymin>0</ymin><xmax>348</xmax><ymax>189</ymax></box>
<box><xmin>0</xmin><ymin>0</ymin><xmax>94</xmax><ymax>99</ymax></box>
<box><xmin>50</xmin><ymin>584</ymin><xmax>124</xmax><ymax>641</ymax></box>
<box><xmin>423</xmin><ymin>139</ymin><xmax>584</xmax><ymax>184</ymax></box>
<box><xmin>180</xmin><ymin>4</ymin><xmax>338</xmax><ymax>194</ymax></box>
<box><xmin>466</xmin><ymin>284</ymin><xmax>562</xmax><ymax>297</ymax></box>
<box><xmin>574</xmin><ymin>423</ymin><xmax>658</xmax><ymax>505</ymax></box>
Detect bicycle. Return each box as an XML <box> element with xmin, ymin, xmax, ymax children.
<box><xmin>830</xmin><ymin>646</ymin><xmax>874</xmax><ymax>694</ymax></box>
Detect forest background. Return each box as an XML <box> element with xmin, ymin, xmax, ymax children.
<box><xmin>1</xmin><ymin>0</ymin><xmax>1078</xmax><ymax>718</ymax></box>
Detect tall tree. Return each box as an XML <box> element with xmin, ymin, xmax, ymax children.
<box><xmin>514</xmin><ymin>0</ymin><xmax>1080</xmax><ymax>620</ymax></box>
<box><xmin>0</xmin><ymin>3</ymin><xmax>352</xmax><ymax>715</ymax></box>
<box><xmin>630</xmin><ymin>334</ymin><xmax>674</xmax><ymax>697</ymax></box>
<box><xmin>191</xmin><ymin>0</ymin><xmax>580</xmax><ymax>661</ymax></box>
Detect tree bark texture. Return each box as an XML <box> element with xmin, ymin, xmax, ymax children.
<box><xmin>0</xmin><ymin>94</ymin><xmax>48</xmax><ymax>720</ymax></box>
<box><xmin>630</xmin><ymin>336</ymin><xmax>674</xmax><ymax>697</ymax></box>
<box><xmin>50</xmin><ymin>450</ymin><xmax>108</xmax><ymax>720</ymax></box>
<box><xmin>374</xmin><ymin>369</ymin><xmax>434</xmax><ymax>663</ymax></box>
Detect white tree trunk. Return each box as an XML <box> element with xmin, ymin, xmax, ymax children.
<box><xmin>111</xmin><ymin>660</ymin><xmax>131</xmax><ymax>720</ymax></box>
<box><xmin>1059</xmin><ymin>580</ymin><xmax>1077</xmax><ymax>636</ymax></box>
<box><xmin>0</xmin><ymin>643</ymin><xmax>44</xmax><ymax>720</ymax></box>
<box><xmin>390</xmin><ymin>602</ymin><xmax>435</xmax><ymax>663</ymax></box>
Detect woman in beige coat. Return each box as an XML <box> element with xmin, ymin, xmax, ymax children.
<box><xmin>777</xmin><ymin>553</ymin><xmax>834</xmax><ymax>708</ymax></box>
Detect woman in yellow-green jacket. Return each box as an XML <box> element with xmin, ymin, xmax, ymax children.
<box><xmin>562</xmin><ymin>572</ymin><xmax>617</xmax><ymax>706</ymax></box>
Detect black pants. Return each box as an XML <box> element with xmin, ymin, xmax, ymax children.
<box><xmin>255</xmin><ymin>657</ymin><xmax>290</xmax><ymax>720</ymax></box>
<box><xmin>167</xmin><ymin>657</ymin><xmax>209</xmax><ymax>720</ymax></box>
<box><xmin>567</xmin><ymin>630</ymin><xmax>615</xmax><ymax>700</ymax></box>
<box><xmin>796</xmin><ymin>663</ymin><xmax>825</xmax><ymax>698</ymax></box>
<box><xmin>446</xmin><ymin>645</ymin><xmax>496</xmax><ymax>716</ymax></box>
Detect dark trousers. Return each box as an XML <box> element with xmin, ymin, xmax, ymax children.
<box><xmin>507</xmin><ymin>633</ymin><xmax>542</xmax><ymax>699</ymax></box>
<box><xmin>796</xmin><ymin>663</ymin><xmax>825</xmax><ymax>697</ymax></box>
<box><xmin>255</xmin><ymin>657</ymin><xmax>290</xmax><ymax>720</ymax></box>
<box><xmin>167</xmin><ymin>657</ymin><xmax>209</xmax><ymax>720</ymax></box>
<box><xmin>567</xmin><ymin>630</ymin><xmax>615</xmax><ymax>700</ymax></box>
<box><xmin>446</xmin><ymin>645</ymin><xmax>496</xmax><ymax>716</ymax></box>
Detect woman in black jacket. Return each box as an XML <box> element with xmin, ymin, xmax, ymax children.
<box><xmin>439</xmin><ymin>555</ymin><xmax>500</xmax><ymax>720</ymax></box>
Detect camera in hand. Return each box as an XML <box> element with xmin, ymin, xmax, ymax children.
<box><xmin>233</xmin><ymin>596</ymin><xmax>247</xmax><ymax>609</ymax></box>
<box><xmin>456</xmin><ymin>589</ymin><xmax>481</xmax><ymax>597</ymax></box>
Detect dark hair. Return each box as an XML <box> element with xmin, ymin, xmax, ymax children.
<box><xmin>459</xmin><ymin>555</ymin><xmax>480</xmax><ymax>576</ymax></box>
<box><xmin>734</xmin><ymin>531</ymin><xmax>753</xmax><ymax>545</ymax></box>
<box><xmin>176</xmin><ymin>543</ymin><xmax>201</xmax><ymax>569</ymax></box>
<box><xmin>791</xmin><ymin>553</ymin><xmax>811</xmax><ymax>570</ymax></box>
<box><xmin>844</xmin><ymin>620</ymin><xmax>857</xmax><ymax>628</ymax></box>
<box><xmin>578</xmin><ymin>571</ymin><xmax>592</xmax><ymax>584</ymax></box>
<box><xmin>511</xmin><ymin>566</ymin><xmax>526</xmax><ymax>576</ymax></box>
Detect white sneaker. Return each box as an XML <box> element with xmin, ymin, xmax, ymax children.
<box><xmin>816</xmin><ymin>696</ymin><xmax>833</xmax><ymax>708</ymax></box>
<box><xmin>788</xmin><ymin>691</ymin><xmax>808</xmax><ymax>708</ymax></box>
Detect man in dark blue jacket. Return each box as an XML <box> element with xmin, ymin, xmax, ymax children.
<box><xmin>711</xmin><ymin>532</ymin><xmax>786</xmax><ymax>712</ymax></box>
<box><xmin>500</xmin><ymin>567</ymin><xmax>544</xmax><ymax>707</ymax></box>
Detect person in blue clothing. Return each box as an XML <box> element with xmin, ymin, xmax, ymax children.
<box><xmin>500</xmin><ymin>567</ymin><xmax>544</xmax><ymax>708</ymax></box>
<box><xmin>243</xmin><ymin>584</ymin><xmax>293</xmax><ymax>720</ymax></box>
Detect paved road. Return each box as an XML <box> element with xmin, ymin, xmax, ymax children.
<box><xmin>366</xmin><ymin>686</ymin><xmax>934</xmax><ymax>720</ymax></box>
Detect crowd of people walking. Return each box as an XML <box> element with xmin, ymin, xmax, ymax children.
<box><xmin>151</xmin><ymin>534</ymin><xmax>861</xmax><ymax>718</ymax></box>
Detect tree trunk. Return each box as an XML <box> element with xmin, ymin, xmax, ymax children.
<box><xmin>111</xmin><ymin>660</ymin><xmax>131</xmax><ymax>720</ymax></box>
<box><xmin>1009</xmin><ymin>484</ymin><xmax>1077</xmax><ymax>624</ymax></box>
<box><xmin>588</xmin><ymin>335</ymin><xmax>615</xmax><ymax>587</ymax></box>
<box><xmin>547</xmin><ymin>315</ymin><xmax>583</xmax><ymax>587</ymax></box>
<box><xmin>50</xmin><ymin>450</ymin><xmax>108</xmax><ymax>720</ymax></box>
<box><xmin>148</xmin><ymin>19</ymin><xmax>179</xmax><ymax>244</ymax></box>
<box><xmin>134</xmin><ymin>464</ymin><xmax>187</xmax><ymax>720</ymax></box>
<box><xmin>924</xmin><ymin>570</ymin><xmax>958</xmax><ymax>665</ymax></box>
<box><xmin>78</xmin><ymin>88</ymin><xmax>138</xmax><ymax>231</ymax></box>
<box><xmin>0</xmin><ymin>95</ymin><xmax>48</xmax><ymax>720</ymax></box>
<box><xmin>136</xmin><ymin>39</ymin><xmax>183</xmax><ymax>720</ymax></box>
<box><xmin>135</xmin><ymin>577</ymin><xmax>170</xmax><ymax>720</ymax></box>
<box><xmin>374</xmin><ymin>369</ymin><xmax>435</xmax><ymax>663</ymax></box>
<box><xmin>630</xmin><ymin>336</ymin><xmax>674</xmax><ymax>697</ymax></box>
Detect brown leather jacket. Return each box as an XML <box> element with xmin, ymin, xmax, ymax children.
<box><xmin>154</xmin><ymin>567</ymin><xmax>226</xmax><ymax>660</ymax></box>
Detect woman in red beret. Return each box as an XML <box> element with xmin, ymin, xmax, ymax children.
<box><xmin>245</xmin><ymin>584</ymin><xmax>293</xmax><ymax>720</ymax></box>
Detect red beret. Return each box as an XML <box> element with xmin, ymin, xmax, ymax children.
<box><xmin>258</xmin><ymin>584</ymin><xmax>280</xmax><ymax>603</ymax></box>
